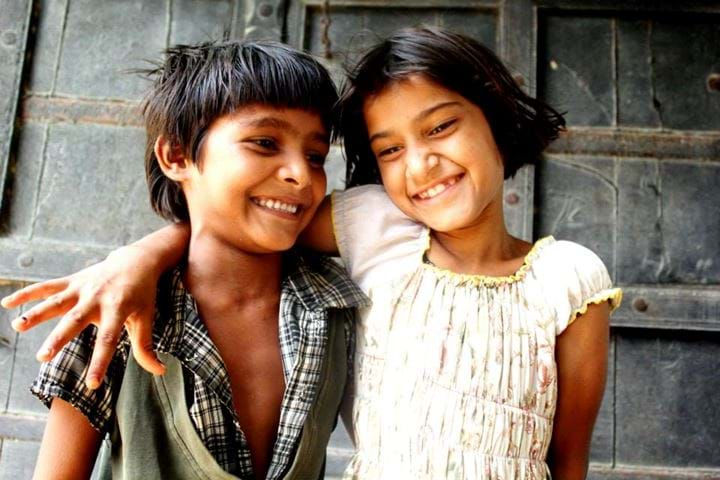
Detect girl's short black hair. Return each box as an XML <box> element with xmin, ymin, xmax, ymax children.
<box><xmin>339</xmin><ymin>27</ymin><xmax>565</xmax><ymax>187</ymax></box>
<box><xmin>141</xmin><ymin>41</ymin><xmax>339</xmax><ymax>222</ymax></box>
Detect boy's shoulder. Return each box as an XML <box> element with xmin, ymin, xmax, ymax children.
<box><xmin>284</xmin><ymin>250</ymin><xmax>369</xmax><ymax>311</ymax></box>
<box><xmin>151</xmin><ymin>265</ymin><xmax>193</xmax><ymax>346</ymax></box>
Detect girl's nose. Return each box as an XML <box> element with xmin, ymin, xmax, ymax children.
<box><xmin>406</xmin><ymin>152</ymin><xmax>440</xmax><ymax>179</ymax></box>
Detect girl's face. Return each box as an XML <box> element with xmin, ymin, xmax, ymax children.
<box><xmin>363</xmin><ymin>75</ymin><xmax>506</xmax><ymax>234</ymax></box>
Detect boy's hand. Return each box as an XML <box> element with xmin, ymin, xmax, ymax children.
<box><xmin>1</xmin><ymin>245</ymin><xmax>165</xmax><ymax>389</ymax></box>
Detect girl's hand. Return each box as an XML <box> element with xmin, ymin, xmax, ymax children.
<box><xmin>1</xmin><ymin>245</ymin><xmax>165</xmax><ymax>389</ymax></box>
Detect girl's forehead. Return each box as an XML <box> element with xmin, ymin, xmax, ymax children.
<box><xmin>362</xmin><ymin>75</ymin><xmax>467</xmax><ymax>125</ymax></box>
<box><xmin>365</xmin><ymin>74</ymin><xmax>456</xmax><ymax>104</ymax></box>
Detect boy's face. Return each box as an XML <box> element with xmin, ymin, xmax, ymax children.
<box><xmin>182</xmin><ymin>105</ymin><xmax>328</xmax><ymax>253</ymax></box>
<box><xmin>363</xmin><ymin>75</ymin><xmax>505</xmax><ymax>234</ymax></box>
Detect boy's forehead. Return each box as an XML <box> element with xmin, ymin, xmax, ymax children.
<box><xmin>222</xmin><ymin>105</ymin><xmax>329</xmax><ymax>139</ymax></box>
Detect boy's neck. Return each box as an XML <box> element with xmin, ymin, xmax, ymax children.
<box><xmin>182</xmin><ymin>231</ymin><xmax>283</xmax><ymax>314</ymax></box>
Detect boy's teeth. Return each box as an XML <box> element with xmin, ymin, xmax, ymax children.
<box><xmin>256</xmin><ymin>198</ymin><xmax>299</xmax><ymax>214</ymax></box>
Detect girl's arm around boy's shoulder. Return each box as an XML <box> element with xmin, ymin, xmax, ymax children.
<box><xmin>298</xmin><ymin>194</ymin><xmax>339</xmax><ymax>255</ymax></box>
<box><xmin>34</xmin><ymin>397</ymin><xmax>103</xmax><ymax>479</ymax></box>
<box><xmin>299</xmin><ymin>185</ymin><xmax>398</xmax><ymax>256</ymax></box>
<box><xmin>301</xmin><ymin>185</ymin><xmax>423</xmax><ymax>282</ymax></box>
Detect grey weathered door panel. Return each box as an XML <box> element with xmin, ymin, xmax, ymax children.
<box><xmin>614</xmin><ymin>329</ymin><xmax>720</xmax><ymax>468</ymax></box>
<box><xmin>0</xmin><ymin>0</ymin><xmax>32</xmax><ymax>216</ymax></box>
<box><xmin>535</xmin><ymin>4</ymin><xmax>720</xmax><ymax>478</ymax></box>
<box><xmin>1</xmin><ymin>1</ymin><xmax>718</xmax><ymax>478</ymax></box>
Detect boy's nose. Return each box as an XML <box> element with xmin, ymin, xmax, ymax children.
<box><xmin>279</xmin><ymin>155</ymin><xmax>311</xmax><ymax>187</ymax></box>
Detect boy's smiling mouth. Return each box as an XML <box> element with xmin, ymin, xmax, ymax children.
<box><xmin>251</xmin><ymin>197</ymin><xmax>303</xmax><ymax>216</ymax></box>
<box><xmin>413</xmin><ymin>174</ymin><xmax>463</xmax><ymax>201</ymax></box>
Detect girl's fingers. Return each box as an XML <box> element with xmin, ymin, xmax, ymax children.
<box><xmin>1</xmin><ymin>278</ymin><xmax>70</xmax><ymax>309</ymax></box>
<box><xmin>85</xmin><ymin>309</ymin><xmax>125</xmax><ymax>390</ymax></box>
<box><xmin>33</xmin><ymin>304</ymin><xmax>97</xmax><ymax>362</ymax></box>
<box><xmin>127</xmin><ymin>319</ymin><xmax>165</xmax><ymax>376</ymax></box>
<box><xmin>14</xmin><ymin>291</ymin><xmax>77</xmax><ymax>332</ymax></box>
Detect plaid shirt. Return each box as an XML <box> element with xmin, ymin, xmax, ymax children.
<box><xmin>31</xmin><ymin>251</ymin><xmax>368</xmax><ymax>479</ymax></box>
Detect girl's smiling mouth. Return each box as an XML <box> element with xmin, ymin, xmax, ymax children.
<box><xmin>413</xmin><ymin>174</ymin><xmax>464</xmax><ymax>201</ymax></box>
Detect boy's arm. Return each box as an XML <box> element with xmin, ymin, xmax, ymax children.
<box><xmin>1</xmin><ymin>223</ymin><xmax>190</xmax><ymax>387</ymax></box>
<box><xmin>298</xmin><ymin>195</ymin><xmax>339</xmax><ymax>255</ymax></box>
<box><xmin>547</xmin><ymin>302</ymin><xmax>610</xmax><ymax>480</ymax></box>
<box><xmin>34</xmin><ymin>398</ymin><xmax>103</xmax><ymax>480</ymax></box>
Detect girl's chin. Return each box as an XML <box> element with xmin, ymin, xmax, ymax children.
<box><xmin>418</xmin><ymin>209</ymin><xmax>476</xmax><ymax>233</ymax></box>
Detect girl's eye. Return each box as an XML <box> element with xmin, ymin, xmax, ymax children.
<box><xmin>377</xmin><ymin>146</ymin><xmax>402</xmax><ymax>159</ymax></box>
<box><xmin>429</xmin><ymin>119</ymin><xmax>457</xmax><ymax>136</ymax></box>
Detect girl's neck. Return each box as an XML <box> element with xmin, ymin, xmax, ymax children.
<box><xmin>183</xmin><ymin>230</ymin><xmax>283</xmax><ymax>313</ymax></box>
<box><xmin>427</xmin><ymin>200</ymin><xmax>532</xmax><ymax>277</ymax></box>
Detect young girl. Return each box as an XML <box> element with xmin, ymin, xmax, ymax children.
<box><xmin>4</xmin><ymin>28</ymin><xmax>621</xmax><ymax>479</ymax></box>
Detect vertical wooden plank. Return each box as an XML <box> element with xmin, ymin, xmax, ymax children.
<box><xmin>0</xmin><ymin>0</ymin><xmax>32</xmax><ymax>217</ymax></box>
<box><xmin>500</xmin><ymin>0</ymin><xmax>537</xmax><ymax>241</ymax></box>
<box><xmin>0</xmin><ymin>283</ymin><xmax>22</xmax><ymax>412</ymax></box>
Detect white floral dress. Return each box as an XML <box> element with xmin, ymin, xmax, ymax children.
<box><xmin>332</xmin><ymin>185</ymin><xmax>622</xmax><ymax>480</ymax></box>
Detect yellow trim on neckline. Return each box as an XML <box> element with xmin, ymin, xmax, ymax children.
<box><xmin>421</xmin><ymin>235</ymin><xmax>556</xmax><ymax>287</ymax></box>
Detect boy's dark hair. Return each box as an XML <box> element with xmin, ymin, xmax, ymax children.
<box><xmin>339</xmin><ymin>27</ymin><xmax>565</xmax><ymax>187</ymax></box>
<box><xmin>140</xmin><ymin>41</ymin><xmax>339</xmax><ymax>222</ymax></box>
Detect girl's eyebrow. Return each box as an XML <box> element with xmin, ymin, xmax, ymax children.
<box><xmin>368</xmin><ymin>101</ymin><xmax>461</xmax><ymax>145</ymax></box>
<box><xmin>416</xmin><ymin>101</ymin><xmax>462</xmax><ymax>121</ymax></box>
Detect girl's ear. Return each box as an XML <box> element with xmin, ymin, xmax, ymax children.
<box><xmin>154</xmin><ymin>135</ymin><xmax>192</xmax><ymax>182</ymax></box>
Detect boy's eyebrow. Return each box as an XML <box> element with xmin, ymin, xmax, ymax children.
<box><xmin>368</xmin><ymin>101</ymin><xmax>461</xmax><ymax>144</ymax></box>
<box><xmin>242</xmin><ymin>116</ymin><xmax>329</xmax><ymax>144</ymax></box>
<box><xmin>243</xmin><ymin>116</ymin><xmax>295</xmax><ymax>131</ymax></box>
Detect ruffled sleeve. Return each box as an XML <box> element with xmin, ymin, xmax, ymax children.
<box><xmin>331</xmin><ymin>185</ymin><xmax>426</xmax><ymax>290</ymax></box>
<box><xmin>551</xmin><ymin>241</ymin><xmax>623</xmax><ymax>335</ymax></box>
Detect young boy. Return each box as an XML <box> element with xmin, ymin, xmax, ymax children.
<box><xmin>26</xmin><ymin>41</ymin><xmax>366</xmax><ymax>479</ymax></box>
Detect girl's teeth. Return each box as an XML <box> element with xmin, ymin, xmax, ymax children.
<box><xmin>419</xmin><ymin>176</ymin><xmax>460</xmax><ymax>199</ymax></box>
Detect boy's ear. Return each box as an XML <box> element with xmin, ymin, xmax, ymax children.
<box><xmin>154</xmin><ymin>135</ymin><xmax>192</xmax><ymax>181</ymax></box>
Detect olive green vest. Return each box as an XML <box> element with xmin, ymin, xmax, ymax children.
<box><xmin>97</xmin><ymin>313</ymin><xmax>346</xmax><ymax>479</ymax></box>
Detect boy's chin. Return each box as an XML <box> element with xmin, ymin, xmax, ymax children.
<box><xmin>254</xmin><ymin>236</ymin><xmax>301</xmax><ymax>254</ymax></box>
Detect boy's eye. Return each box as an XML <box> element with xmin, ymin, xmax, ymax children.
<box><xmin>428</xmin><ymin>119</ymin><xmax>457</xmax><ymax>136</ymax></box>
<box><xmin>307</xmin><ymin>153</ymin><xmax>326</xmax><ymax>168</ymax></box>
<box><xmin>249</xmin><ymin>138</ymin><xmax>278</xmax><ymax>151</ymax></box>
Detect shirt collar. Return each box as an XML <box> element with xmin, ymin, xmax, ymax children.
<box><xmin>152</xmin><ymin>250</ymin><xmax>368</xmax><ymax>356</ymax></box>
<box><xmin>282</xmin><ymin>250</ymin><xmax>370</xmax><ymax>312</ymax></box>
